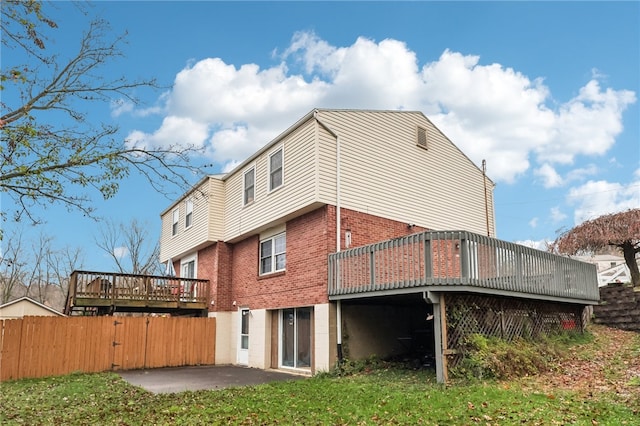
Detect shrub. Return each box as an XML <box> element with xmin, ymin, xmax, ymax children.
<box><xmin>450</xmin><ymin>331</ymin><xmax>589</xmax><ymax>381</ymax></box>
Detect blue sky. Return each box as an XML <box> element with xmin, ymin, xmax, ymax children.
<box><xmin>2</xmin><ymin>1</ymin><xmax>639</xmax><ymax>272</ymax></box>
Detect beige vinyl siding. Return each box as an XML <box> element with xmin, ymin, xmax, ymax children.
<box><xmin>159</xmin><ymin>177</ymin><xmax>225</xmax><ymax>262</ymax></box>
<box><xmin>317</xmin><ymin>124</ymin><xmax>338</xmax><ymax>204</ymax></box>
<box><xmin>224</xmin><ymin>119</ymin><xmax>319</xmax><ymax>241</ymax></box>
<box><xmin>317</xmin><ymin>110</ymin><xmax>496</xmax><ymax>236</ymax></box>
<box><xmin>159</xmin><ymin>109</ymin><xmax>497</xmax><ymax>262</ymax></box>
<box><xmin>207</xmin><ymin>178</ymin><xmax>225</xmax><ymax>240</ymax></box>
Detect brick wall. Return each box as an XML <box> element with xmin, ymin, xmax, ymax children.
<box><xmin>215</xmin><ymin>242</ymin><xmax>233</xmax><ymax>312</ymax></box>
<box><xmin>190</xmin><ymin>242</ymin><xmax>234</xmax><ymax>313</ymax></box>
<box><xmin>198</xmin><ymin>244</ymin><xmax>217</xmax><ymax>310</ymax></box>
<box><xmin>593</xmin><ymin>283</ymin><xmax>640</xmax><ymax>332</ymax></box>
<box><xmin>194</xmin><ymin>205</ymin><xmax>432</xmax><ymax>312</ymax></box>
<box><xmin>340</xmin><ymin>208</ymin><xmax>427</xmax><ymax>249</ymax></box>
<box><xmin>229</xmin><ymin>207</ymin><xmax>331</xmax><ymax>310</ymax></box>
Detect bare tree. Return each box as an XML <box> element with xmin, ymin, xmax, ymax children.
<box><xmin>47</xmin><ymin>244</ymin><xmax>84</xmax><ymax>305</ymax></box>
<box><xmin>95</xmin><ymin>218</ymin><xmax>161</xmax><ymax>275</ymax></box>
<box><xmin>555</xmin><ymin>208</ymin><xmax>640</xmax><ymax>287</ymax></box>
<box><xmin>23</xmin><ymin>233</ymin><xmax>54</xmax><ymax>304</ymax></box>
<box><xmin>0</xmin><ymin>229</ymin><xmax>28</xmax><ymax>304</ymax></box>
<box><xmin>0</xmin><ymin>228</ymin><xmax>83</xmax><ymax>310</ymax></box>
<box><xmin>1</xmin><ymin>1</ymin><xmax>206</xmax><ymax>231</ymax></box>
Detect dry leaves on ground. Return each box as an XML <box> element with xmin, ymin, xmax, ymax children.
<box><xmin>519</xmin><ymin>325</ymin><xmax>640</xmax><ymax>409</ymax></box>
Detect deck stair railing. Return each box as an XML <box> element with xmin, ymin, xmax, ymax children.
<box><xmin>328</xmin><ymin>230</ymin><xmax>599</xmax><ymax>303</ymax></box>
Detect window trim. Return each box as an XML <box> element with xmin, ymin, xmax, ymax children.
<box><xmin>185</xmin><ymin>199</ymin><xmax>193</xmax><ymax>229</ymax></box>
<box><xmin>259</xmin><ymin>232</ymin><xmax>286</xmax><ymax>275</ymax></box>
<box><xmin>243</xmin><ymin>165</ymin><xmax>256</xmax><ymax>206</ymax></box>
<box><xmin>267</xmin><ymin>145</ymin><xmax>284</xmax><ymax>193</ymax></box>
<box><xmin>171</xmin><ymin>208</ymin><xmax>179</xmax><ymax>236</ymax></box>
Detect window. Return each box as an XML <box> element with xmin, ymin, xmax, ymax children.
<box><xmin>268</xmin><ymin>147</ymin><xmax>283</xmax><ymax>191</ymax></box>
<box><xmin>240</xmin><ymin>309</ymin><xmax>249</xmax><ymax>350</ymax></box>
<box><xmin>417</xmin><ymin>126</ymin><xmax>428</xmax><ymax>149</ymax></box>
<box><xmin>260</xmin><ymin>233</ymin><xmax>286</xmax><ymax>274</ymax></box>
<box><xmin>243</xmin><ymin>167</ymin><xmax>255</xmax><ymax>205</ymax></box>
<box><xmin>185</xmin><ymin>199</ymin><xmax>193</xmax><ymax>228</ymax></box>
<box><xmin>181</xmin><ymin>256</ymin><xmax>196</xmax><ymax>300</ymax></box>
<box><xmin>182</xmin><ymin>259</ymin><xmax>195</xmax><ymax>278</ymax></box>
<box><xmin>172</xmin><ymin>209</ymin><xmax>179</xmax><ymax>236</ymax></box>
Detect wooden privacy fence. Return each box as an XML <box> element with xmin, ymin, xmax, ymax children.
<box><xmin>0</xmin><ymin>316</ymin><xmax>216</xmax><ymax>382</ymax></box>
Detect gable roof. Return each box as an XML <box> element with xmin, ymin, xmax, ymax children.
<box><xmin>0</xmin><ymin>296</ymin><xmax>65</xmax><ymax>317</ymax></box>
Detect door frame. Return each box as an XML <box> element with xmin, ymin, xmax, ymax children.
<box><xmin>278</xmin><ymin>307</ymin><xmax>312</xmax><ymax>370</ymax></box>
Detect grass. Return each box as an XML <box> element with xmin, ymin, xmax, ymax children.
<box><xmin>2</xmin><ymin>325</ymin><xmax>638</xmax><ymax>425</ymax></box>
<box><xmin>1</xmin><ymin>367</ymin><xmax>637</xmax><ymax>425</ymax></box>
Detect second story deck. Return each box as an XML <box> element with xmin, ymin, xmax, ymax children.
<box><xmin>65</xmin><ymin>271</ymin><xmax>210</xmax><ymax>316</ymax></box>
<box><xmin>328</xmin><ymin>230</ymin><xmax>599</xmax><ymax>305</ymax></box>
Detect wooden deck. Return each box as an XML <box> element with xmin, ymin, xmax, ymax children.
<box><xmin>65</xmin><ymin>270</ymin><xmax>210</xmax><ymax>315</ymax></box>
<box><xmin>328</xmin><ymin>230</ymin><xmax>600</xmax><ymax>304</ymax></box>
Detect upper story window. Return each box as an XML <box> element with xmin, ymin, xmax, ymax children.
<box><xmin>260</xmin><ymin>232</ymin><xmax>286</xmax><ymax>275</ymax></box>
<box><xmin>185</xmin><ymin>199</ymin><xmax>193</xmax><ymax>228</ymax></box>
<box><xmin>268</xmin><ymin>146</ymin><xmax>283</xmax><ymax>192</ymax></box>
<box><xmin>243</xmin><ymin>167</ymin><xmax>255</xmax><ymax>205</ymax></box>
<box><xmin>172</xmin><ymin>208</ymin><xmax>179</xmax><ymax>236</ymax></box>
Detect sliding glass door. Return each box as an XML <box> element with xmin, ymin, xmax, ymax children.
<box><xmin>280</xmin><ymin>307</ymin><xmax>311</xmax><ymax>369</ymax></box>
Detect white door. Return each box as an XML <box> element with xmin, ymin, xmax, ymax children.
<box><xmin>237</xmin><ymin>309</ymin><xmax>249</xmax><ymax>365</ymax></box>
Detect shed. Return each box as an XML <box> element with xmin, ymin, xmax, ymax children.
<box><xmin>0</xmin><ymin>297</ymin><xmax>65</xmax><ymax>319</ymax></box>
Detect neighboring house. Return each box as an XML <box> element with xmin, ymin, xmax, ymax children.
<box><xmin>575</xmin><ymin>254</ymin><xmax>638</xmax><ymax>286</ymax></box>
<box><xmin>159</xmin><ymin>109</ymin><xmax>598</xmax><ymax>380</ymax></box>
<box><xmin>0</xmin><ymin>297</ymin><xmax>65</xmax><ymax>319</ymax></box>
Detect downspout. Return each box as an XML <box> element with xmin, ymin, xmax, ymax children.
<box><xmin>314</xmin><ymin>110</ymin><xmax>343</xmax><ymax>363</ymax></box>
<box><xmin>482</xmin><ymin>159</ymin><xmax>490</xmax><ymax>237</ymax></box>
<box><xmin>336</xmin><ymin>134</ymin><xmax>343</xmax><ymax>362</ymax></box>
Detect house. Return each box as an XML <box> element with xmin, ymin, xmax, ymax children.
<box><xmin>0</xmin><ymin>297</ymin><xmax>65</xmax><ymax>319</ymax></box>
<box><xmin>574</xmin><ymin>254</ymin><xmax>638</xmax><ymax>286</ymax></box>
<box><xmin>159</xmin><ymin>109</ymin><xmax>598</xmax><ymax>381</ymax></box>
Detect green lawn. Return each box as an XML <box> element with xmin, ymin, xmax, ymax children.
<box><xmin>1</xmin><ymin>367</ymin><xmax>637</xmax><ymax>425</ymax></box>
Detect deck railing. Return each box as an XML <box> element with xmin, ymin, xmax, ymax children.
<box><xmin>328</xmin><ymin>230</ymin><xmax>599</xmax><ymax>303</ymax></box>
<box><xmin>67</xmin><ymin>270</ymin><xmax>210</xmax><ymax>312</ymax></box>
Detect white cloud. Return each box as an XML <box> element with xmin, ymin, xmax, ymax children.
<box><xmin>550</xmin><ymin>206</ymin><xmax>567</xmax><ymax>223</ymax></box>
<box><xmin>529</xmin><ymin>217</ymin><xmax>538</xmax><ymax>228</ymax></box>
<box><xmin>125</xmin><ymin>116</ymin><xmax>209</xmax><ymax>150</ymax></box>
<box><xmin>113</xmin><ymin>246</ymin><xmax>129</xmax><ymax>259</ymax></box>
<box><xmin>567</xmin><ymin>175</ymin><xmax>640</xmax><ymax>225</ymax></box>
<box><xmin>515</xmin><ymin>239</ymin><xmax>550</xmax><ymax>251</ymax></box>
<box><xmin>534</xmin><ymin>163</ymin><xmax>599</xmax><ymax>189</ymax></box>
<box><xmin>123</xmin><ymin>31</ymin><xmax>635</xmax><ymax>183</ymax></box>
<box><xmin>110</xmin><ymin>99</ymin><xmax>134</xmax><ymax>118</ymax></box>
<box><xmin>565</xmin><ymin>164</ymin><xmax>598</xmax><ymax>183</ymax></box>
<box><xmin>536</xmin><ymin>80</ymin><xmax>636</xmax><ymax>164</ymax></box>
<box><xmin>535</xmin><ymin>163</ymin><xmax>563</xmax><ymax>188</ymax></box>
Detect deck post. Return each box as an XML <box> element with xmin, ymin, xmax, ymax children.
<box><xmin>65</xmin><ymin>272</ymin><xmax>78</xmax><ymax>315</ymax></box>
<box><xmin>425</xmin><ymin>291</ymin><xmax>448</xmax><ymax>383</ymax></box>
<box><xmin>111</xmin><ymin>274</ymin><xmax>117</xmax><ymax>305</ymax></box>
